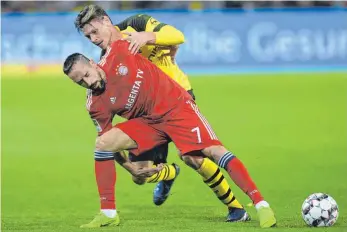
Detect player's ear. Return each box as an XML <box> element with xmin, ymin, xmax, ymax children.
<box><xmin>102</xmin><ymin>16</ymin><xmax>113</xmax><ymax>26</ymax></box>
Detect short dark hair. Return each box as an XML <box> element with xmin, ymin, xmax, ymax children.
<box><xmin>74</xmin><ymin>4</ymin><xmax>111</xmax><ymax>32</ymax></box>
<box><xmin>63</xmin><ymin>53</ymin><xmax>90</xmax><ymax>75</ymax></box>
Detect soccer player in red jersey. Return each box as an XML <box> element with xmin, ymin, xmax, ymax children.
<box><xmin>73</xmin><ymin>4</ymin><xmax>252</xmax><ymax>228</ymax></box>
<box><xmin>63</xmin><ymin>39</ymin><xmax>277</xmax><ymax>228</ymax></box>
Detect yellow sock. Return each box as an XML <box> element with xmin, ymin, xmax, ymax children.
<box><xmin>146</xmin><ymin>164</ymin><xmax>176</xmax><ymax>183</ymax></box>
<box><xmin>197</xmin><ymin>158</ymin><xmax>243</xmax><ymax>209</ymax></box>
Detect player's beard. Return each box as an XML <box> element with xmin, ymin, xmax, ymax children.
<box><xmin>92</xmin><ymin>79</ymin><xmax>106</xmax><ymax>95</ymax></box>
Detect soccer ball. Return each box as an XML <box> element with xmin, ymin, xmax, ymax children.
<box><xmin>302</xmin><ymin>193</ymin><xmax>339</xmax><ymax>227</ymax></box>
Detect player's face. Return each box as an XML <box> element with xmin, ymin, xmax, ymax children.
<box><xmin>68</xmin><ymin>60</ymin><xmax>106</xmax><ymax>92</ymax></box>
<box><xmin>82</xmin><ymin>17</ymin><xmax>113</xmax><ymax>50</ymax></box>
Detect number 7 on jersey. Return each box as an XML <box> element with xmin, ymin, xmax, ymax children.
<box><xmin>191</xmin><ymin>127</ymin><xmax>202</xmax><ymax>143</ymax></box>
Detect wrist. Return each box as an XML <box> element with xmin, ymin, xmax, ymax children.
<box><xmin>144</xmin><ymin>32</ymin><xmax>156</xmax><ymax>44</ymax></box>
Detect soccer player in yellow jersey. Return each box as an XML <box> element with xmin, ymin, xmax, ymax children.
<box><xmin>74</xmin><ymin>4</ymin><xmax>276</xmax><ymax>228</ymax></box>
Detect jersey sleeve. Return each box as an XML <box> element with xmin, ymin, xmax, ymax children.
<box><xmin>89</xmin><ymin>109</ymin><xmax>113</xmax><ymax>136</ymax></box>
<box><xmin>153</xmin><ymin>25</ymin><xmax>184</xmax><ymax>46</ymax></box>
<box><xmin>87</xmin><ymin>91</ymin><xmax>113</xmax><ymax>136</ymax></box>
<box><xmin>115</xmin><ymin>14</ymin><xmax>184</xmax><ymax>46</ymax></box>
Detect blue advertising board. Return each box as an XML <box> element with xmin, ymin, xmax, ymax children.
<box><xmin>2</xmin><ymin>8</ymin><xmax>347</xmax><ymax>73</ymax></box>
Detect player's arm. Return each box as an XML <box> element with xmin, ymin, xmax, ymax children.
<box><xmin>116</xmin><ymin>14</ymin><xmax>185</xmax><ymax>45</ymax></box>
<box><xmin>116</xmin><ymin>14</ymin><xmax>184</xmax><ymax>53</ymax></box>
<box><xmin>114</xmin><ymin>153</ymin><xmax>163</xmax><ymax>178</ymax></box>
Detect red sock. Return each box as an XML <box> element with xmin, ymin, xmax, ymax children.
<box><xmin>226</xmin><ymin>157</ymin><xmax>264</xmax><ymax>205</ymax></box>
<box><xmin>95</xmin><ymin>160</ymin><xmax>116</xmax><ymax>209</ymax></box>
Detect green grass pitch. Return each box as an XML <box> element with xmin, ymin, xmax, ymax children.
<box><xmin>2</xmin><ymin>72</ymin><xmax>347</xmax><ymax>232</ymax></box>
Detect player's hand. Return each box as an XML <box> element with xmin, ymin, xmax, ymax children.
<box><xmin>132</xmin><ymin>165</ymin><xmax>163</xmax><ymax>178</ymax></box>
<box><xmin>123</xmin><ymin>31</ymin><xmax>154</xmax><ymax>55</ymax></box>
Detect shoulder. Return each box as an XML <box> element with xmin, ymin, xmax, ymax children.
<box><xmin>100</xmin><ymin>41</ymin><xmax>131</xmax><ymax>63</ymax></box>
<box><xmin>113</xmin><ymin>40</ymin><xmax>130</xmax><ymax>48</ymax></box>
<box><xmin>115</xmin><ymin>14</ymin><xmax>152</xmax><ymax>32</ymax></box>
<box><xmin>119</xmin><ymin>26</ymin><xmax>136</xmax><ymax>34</ymax></box>
<box><xmin>123</xmin><ymin>14</ymin><xmax>152</xmax><ymax>24</ymax></box>
<box><xmin>86</xmin><ymin>89</ymin><xmax>105</xmax><ymax>114</ymax></box>
<box><xmin>98</xmin><ymin>40</ymin><xmax>135</xmax><ymax>75</ymax></box>
<box><xmin>107</xmin><ymin>40</ymin><xmax>130</xmax><ymax>55</ymax></box>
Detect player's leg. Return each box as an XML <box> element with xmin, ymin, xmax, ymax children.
<box><xmin>185</xmin><ymin>89</ymin><xmax>248</xmax><ymax>212</ymax></box>
<box><xmin>181</xmin><ymin>154</ymin><xmax>247</xmax><ymax>221</ymax></box>
<box><xmin>162</xmin><ymin>101</ymin><xmax>250</xmax><ymax>222</ymax></box>
<box><xmin>167</xmin><ymin>100</ymin><xmax>275</xmax><ymax>227</ymax></box>
<box><xmin>147</xmin><ymin>144</ymin><xmax>180</xmax><ymax>205</ymax></box>
<box><xmin>130</xmin><ymin>161</ymin><xmax>178</xmax><ymax>186</ymax></box>
<box><xmin>127</xmin><ymin>146</ymin><xmax>177</xmax><ymax>186</ymax></box>
<box><xmin>95</xmin><ymin>127</ymin><xmax>137</xmax><ymax>152</ymax></box>
<box><xmin>97</xmin><ymin>119</ymin><xmax>180</xmax><ymax>203</ymax></box>
<box><xmin>81</xmin><ymin>152</ymin><xmax>121</xmax><ymax>228</ymax></box>
<box><xmin>128</xmin><ymin>160</ymin><xmax>153</xmax><ymax>185</ymax></box>
<box><xmin>181</xmin><ymin>155</ymin><xmax>245</xmax><ymax>211</ymax></box>
<box><xmin>181</xmin><ymin>89</ymin><xmax>247</xmax><ymax>217</ymax></box>
<box><xmin>128</xmin><ymin>148</ymin><xmax>178</xmax><ymax>184</ymax></box>
<box><xmin>83</xmin><ymin>119</ymin><xmax>164</xmax><ymax>228</ymax></box>
<box><xmin>128</xmin><ymin>144</ymin><xmax>180</xmax><ymax>205</ymax></box>
<box><xmin>151</xmin><ymin>143</ymin><xmax>169</xmax><ymax>165</ymax></box>
<box><xmin>202</xmin><ymin>145</ymin><xmax>276</xmax><ymax>228</ymax></box>
<box><xmin>128</xmin><ymin>144</ymin><xmax>174</xmax><ymax>184</ymax></box>
<box><xmin>114</xmin><ymin>120</ymin><xmax>181</xmax><ymax>205</ymax></box>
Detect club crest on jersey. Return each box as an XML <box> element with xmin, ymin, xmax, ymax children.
<box><xmin>116</xmin><ymin>63</ymin><xmax>128</xmax><ymax>76</ymax></box>
<box><xmin>150</xmin><ymin>18</ymin><xmax>159</xmax><ymax>26</ymax></box>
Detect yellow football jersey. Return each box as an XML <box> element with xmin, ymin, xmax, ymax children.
<box><xmin>114</xmin><ymin>14</ymin><xmax>192</xmax><ymax>91</ymax></box>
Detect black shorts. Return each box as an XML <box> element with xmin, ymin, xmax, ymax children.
<box><xmin>128</xmin><ymin>143</ymin><xmax>168</xmax><ymax>164</ymax></box>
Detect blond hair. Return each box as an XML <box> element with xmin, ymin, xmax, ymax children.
<box><xmin>74</xmin><ymin>4</ymin><xmax>111</xmax><ymax>31</ymax></box>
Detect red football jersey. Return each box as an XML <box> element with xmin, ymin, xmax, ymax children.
<box><xmin>87</xmin><ymin>40</ymin><xmax>192</xmax><ymax>135</ymax></box>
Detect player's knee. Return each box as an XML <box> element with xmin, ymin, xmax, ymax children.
<box><xmin>95</xmin><ymin>136</ymin><xmax>111</xmax><ymax>151</ymax></box>
<box><xmin>95</xmin><ymin>128</ymin><xmax>137</xmax><ymax>152</ymax></box>
<box><xmin>95</xmin><ymin>135</ymin><xmax>119</xmax><ymax>152</ymax></box>
<box><xmin>132</xmin><ymin>176</ymin><xmax>146</xmax><ymax>185</ymax></box>
<box><xmin>182</xmin><ymin>155</ymin><xmax>203</xmax><ymax>170</ymax></box>
<box><xmin>202</xmin><ymin>145</ymin><xmax>228</xmax><ymax>163</ymax></box>
<box><xmin>115</xmin><ymin>129</ymin><xmax>137</xmax><ymax>150</ymax></box>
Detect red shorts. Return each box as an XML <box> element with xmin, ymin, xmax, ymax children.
<box><xmin>115</xmin><ymin>100</ymin><xmax>222</xmax><ymax>156</ymax></box>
